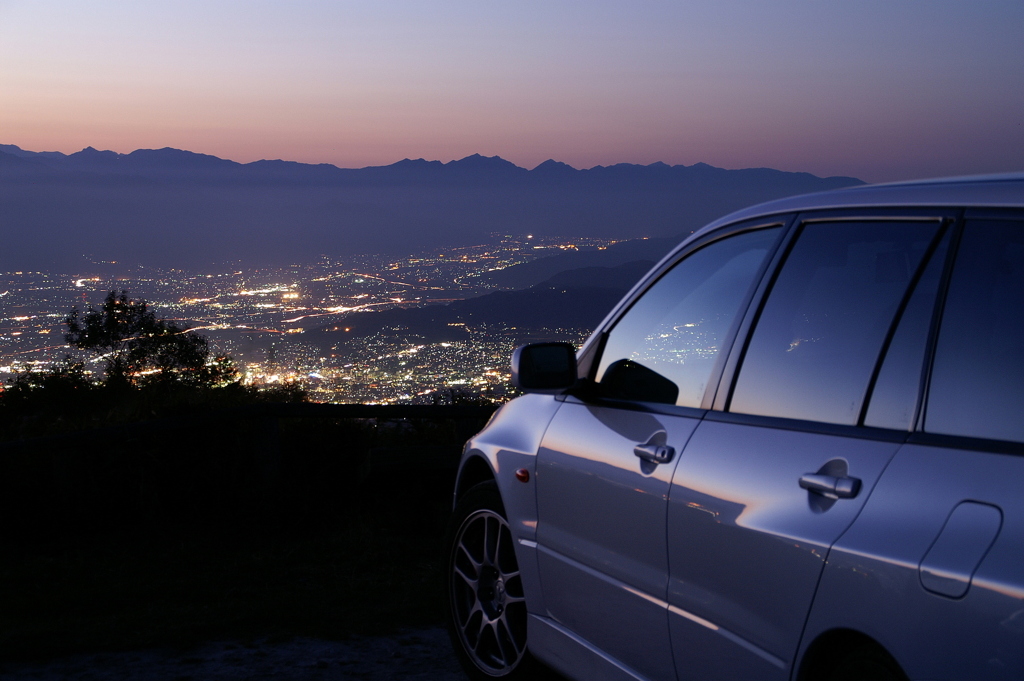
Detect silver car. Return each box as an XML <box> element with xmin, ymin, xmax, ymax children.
<box><xmin>444</xmin><ymin>174</ymin><xmax>1024</xmax><ymax>681</ymax></box>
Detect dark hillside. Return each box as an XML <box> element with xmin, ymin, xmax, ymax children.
<box><xmin>311</xmin><ymin>260</ymin><xmax>654</xmax><ymax>342</ymax></box>
<box><xmin>480</xmin><ymin>235</ymin><xmax>678</xmax><ymax>289</ymax></box>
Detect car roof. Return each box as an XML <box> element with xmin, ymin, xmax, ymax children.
<box><xmin>609</xmin><ymin>172</ymin><xmax>1024</xmax><ymax>328</ymax></box>
<box><xmin>698</xmin><ymin>172</ymin><xmax>1024</xmax><ymax>235</ymax></box>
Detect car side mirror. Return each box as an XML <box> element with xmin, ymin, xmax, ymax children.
<box><xmin>511</xmin><ymin>342</ymin><xmax>578</xmax><ymax>393</ymax></box>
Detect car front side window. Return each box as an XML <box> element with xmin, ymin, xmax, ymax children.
<box><xmin>594</xmin><ymin>227</ymin><xmax>781</xmax><ymax>407</ymax></box>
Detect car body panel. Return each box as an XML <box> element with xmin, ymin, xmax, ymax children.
<box><xmin>799</xmin><ymin>443</ymin><xmax>1024</xmax><ymax>680</ymax></box>
<box><xmin>456</xmin><ymin>392</ymin><xmax>565</xmax><ymax>617</ymax></box>
<box><xmin>665</xmin><ymin>419</ymin><xmax>901</xmax><ymax>681</ymax></box>
<box><xmin>535</xmin><ymin>399</ymin><xmax>700</xmax><ymax>681</ymax></box>
<box><xmin>529</xmin><ymin>613</ymin><xmax>655</xmax><ymax>681</ymax></box>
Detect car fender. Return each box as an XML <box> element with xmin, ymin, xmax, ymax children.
<box><xmin>455</xmin><ymin>392</ymin><xmax>565</xmax><ymax>618</ymax></box>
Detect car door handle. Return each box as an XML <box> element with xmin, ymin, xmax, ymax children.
<box><xmin>634</xmin><ymin>444</ymin><xmax>675</xmax><ymax>464</ymax></box>
<box><xmin>799</xmin><ymin>473</ymin><xmax>861</xmax><ymax>499</ymax></box>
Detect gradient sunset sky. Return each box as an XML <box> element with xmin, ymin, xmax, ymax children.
<box><xmin>2</xmin><ymin>0</ymin><xmax>1022</xmax><ymax>182</ymax></box>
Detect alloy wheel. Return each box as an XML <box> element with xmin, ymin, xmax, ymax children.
<box><xmin>449</xmin><ymin>508</ymin><xmax>528</xmax><ymax>676</ymax></box>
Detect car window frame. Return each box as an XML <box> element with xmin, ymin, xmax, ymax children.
<box><xmin>711</xmin><ymin>207</ymin><xmax>961</xmax><ymax>440</ymax></box>
<box><xmin>565</xmin><ymin>216</ymin><xmax>792</xmax><ymax>418</ymax></box>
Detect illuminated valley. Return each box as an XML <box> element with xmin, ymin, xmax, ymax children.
<box><xmin>0</xmin><ymin>235</ymin><xmax>618</xmax><ymax>403</ymax></box>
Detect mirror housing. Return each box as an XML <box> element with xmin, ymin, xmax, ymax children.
<box><xmin>511</xmin><ymin>342</ymin><xmax>578</xmax><ymax>393</ymax></box>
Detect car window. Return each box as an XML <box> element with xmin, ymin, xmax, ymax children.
<box><xmin>926</xmin><ymin>218</ymin><xmax>1024</xmax><ymax>442</ymax></box>
<box><xmin>730</xmin><ymin>220</ymin><xmax>941</xmax><ymax>425</ymax></box>
<box><xmin>863</xmin><ymin>227</ymin><xmax>951</xmax><ymax>430</ymax></box>
<box><xmin>594</xmin><ymin>227</ymin><xmax>780</xmax><ymax>407</ymax></box>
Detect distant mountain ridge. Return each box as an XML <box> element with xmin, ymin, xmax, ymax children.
<box><xmin>0</xmin><ymin>143</ymin><xmax>864</xmax><ymax>271</ymax></box>
<box><xmin>0</xmin><ymin>144</ymin><xmax>859</xmax><ymax>186</ymax></box>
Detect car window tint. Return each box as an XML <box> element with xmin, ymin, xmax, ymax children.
<box><xmin>594</xmin><ymin>227</ymin><xmax>780</xmax><ymax>407</ymax></box>
<box><xmin>926</xmin><ymin>219</ymin><xmax>1024</xmax><ymax>442</ymax></box>
<box><xmin>864</xmin><ymin>228</ymin><xmax>950</xmax><ymax>430</ymax></box>
<box><xmin>731</xmin><ymin>220</ymin><xmax>940</xmax><ymax>425</ymax></box>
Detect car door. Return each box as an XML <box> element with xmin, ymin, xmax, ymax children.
<box><xmin>664</xmin><ymin>214</ymin><xmax>952</xmax><ymax>681</ymax></box>
<box><xmin>534</xmin><ymin>224</ymin><xmax>784</xmax><ymax>681</ymax></box>
<box><xmin>801</xmin><ymin>211</ymin><xmax>1024</xmax><ymax>680</ymax></box>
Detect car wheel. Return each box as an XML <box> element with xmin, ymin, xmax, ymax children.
<box><xmin>445</xmin><ymin>481</ymin><xmax>541</xmax><ymax>679</ymax></box>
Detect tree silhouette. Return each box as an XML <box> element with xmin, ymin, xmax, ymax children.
<box><xmin>65</xmin><ymin>290</ymin><xmax>236</xmax><ymax>387</ymax></box>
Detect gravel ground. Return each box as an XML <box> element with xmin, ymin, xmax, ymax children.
<box><xmin>0</xmin><ymin>627</ymin><xmax>466</xmax><ymax>681</ymax></box>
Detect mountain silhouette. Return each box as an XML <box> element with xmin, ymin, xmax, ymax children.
<box><xmin>0</xmin><ymin>144</ymin><xmax>863</xmax><ymax>271</ymax></box>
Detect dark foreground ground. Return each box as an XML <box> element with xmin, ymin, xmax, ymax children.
<box><xmin>0</xmin><ymin>628</ymin><xmax>465</xmax><ymax>680</ymax></box>
<box><xmin>0</xmin><ymin>405</ymin><xmax>503</xmax><ymax>679</ymax></box>
<box><xmin>0</xmin><ymin>527</ymin><xmax>448</xmax><ymax>659</ymax></box>
<box><xmin>0</xmin><ymin>524</ymin><xmax>462</xmax><ymax>676</ymax></box>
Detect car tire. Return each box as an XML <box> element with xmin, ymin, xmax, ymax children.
<box><xmin>444</xmin><ymin>481</ymin><xmax>549</xmax><ymax>680</ymax></box>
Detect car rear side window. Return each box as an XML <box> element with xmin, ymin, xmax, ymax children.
<box><xmin>926</xmin><ymin>219</ymin><xmax>1024</xmax><ymax>443</ymax></box>
<box><xmin>594</xmin><ymin>227</ymin><xmax>780</xmax><ymax>407</ymax></box>
<box><xmin>730</xmin><ymin>220</ymin><xmax>940</xmax><ymax>425</ymax></box>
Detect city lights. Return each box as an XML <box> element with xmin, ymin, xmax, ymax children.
<box><xmin>0</xmin><ymin>234</ymin><xmax>611</xmax><ymax>403</ymax></box>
